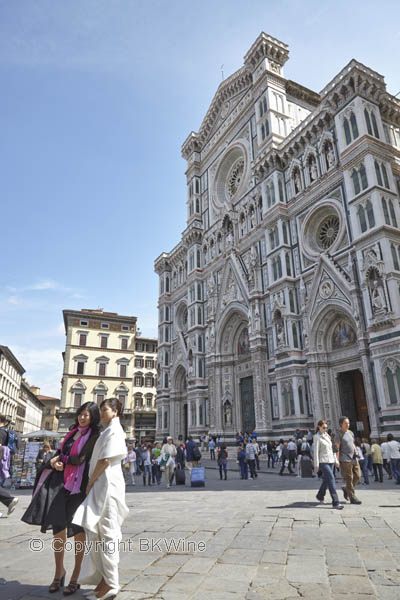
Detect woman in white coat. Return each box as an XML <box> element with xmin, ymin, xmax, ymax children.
<box><xmin>73</xmin><ymin>398</ymin><xmax>129</xmax><ymax>600</ymax></box>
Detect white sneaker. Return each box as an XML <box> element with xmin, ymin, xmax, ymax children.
<box><xmin>0</xmin><ymin>512</ymin><xmax>7</xmax><ymax>518</ymax></box>
<box><xmin>7</xmin><ymin>497</ymin><xmax>18</xmax><ymax>515</ymax></box>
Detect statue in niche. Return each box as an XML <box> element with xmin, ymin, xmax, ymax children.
<box><xmin>309</xmin><ymin>158</ymin><xmax>318</xmax><ymax>181</ymax></box>
<box><xmin>325</xmin><ymin>142</ymin><xmax>335</xmax><ymax>169</ymax></box>
<box><xmin>371</xmin><ymin>280</ymin><xmax>386</xmax><ymax>313</ymax></box>
<box><xmin>226</xmin><ymin>227</ymin><xmax>234</xmax><ymax>247</ymax></box>
<box><xmin>367</xmin><ymin>267</ymin><xmax>387</xmax><ymax>315</ymax></box>
<box><xmin>208</xmin><ymin>322</ymin><xmax>215</xmax><ymax>351</ymax></box>
<box><xmin>294</xmin><ymin>170</ymin><xmax>302</xmax><ymax>194</ymax></box>
<box><xmin>224</xmin><ymin>401</ymin><xmax>232</xmax><ymax>426</ymax></box>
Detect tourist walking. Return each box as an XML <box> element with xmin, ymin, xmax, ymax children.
<box><xmin>237</xmin><ymin>445</ymin><xmax>248</xmax><ymax>479</ymax></box>
<box><xmin>338</xmin><ymin>416</ymin><xmax>361</xmax><ymax>504</ymax></box>
<box><xmin>152</xmin><ymin>443</ymin><xmax>162</xmax><ymax>485</ymax></box>
<box><xmin>287</xmin><ymin>439</ymin><xmax>297</xmax><ymax>471</ymax></box>
<box><xmin>217</xmin><ymin>444</ymin><xmax>228</xmax><ymax>480</ymax></box>
<box><xmin>314</xmin><ymin>420</ymin><xmax>343</xmax><ymax>509</ymax></box>
<box><xmin>246</xmin><ymin>439</ymin><xmax>257</xmax><ymax>479</ymax></box>
<box><xmin>142</xmin><ymin>444</ymin><xmax>152</xmax><ymax>486</ymax></box>
<box><xmin>21</xmin><ymin>402</ymin><xmax>100</xmax><ymax>595</ymax></box>
<box><xmin>0</xmin><ymin>414</ymin><xmax>19</xmax><ymax>517</ymax></box>
<box><xmin>252</xmin><ymin>438</ymin><xmax>260</xmax><ymax>470</ymax></box>
<box><xmin>279</xmin><ymin>442</ymin><xmax>294</xmax><ymax>475</ymax></box>
<box><xmin>387</xmin><ymin>434</ymin><xmax>400</xmax><ymax>484</ymax></box>
<box><xmin>208</xmin><ymin>438</ymin><xmax>216</xmax><ymax>460</ymax></box>
<box><xmin>267</xmin><ymin>441</ymin><xmax>274</xmax><ymax>468</ymax></box>
<box><xmin>356</xmin><ymin>438</ymin><xmax>369</xmax><ymax>485</ymax></box>
<box><xmin>370</xmin><ymin>439</ymin><xmax>383</xmax><ymax>483</ymax></box>
<box><xmin>161</xmin><ymin>436</ymin><xmax>177</xmax><ymax>488</ymax></box>
<box><xmin>73</xmin><ymin>397</ymin><xmax>129</xmax><ymax>600</ymax></box>
<box><xmin>381</xmin><ymin>438</ymin><xmax>392</xmax><ymax>479</ymax></box>
<box><xmin>124</xmin><ymin>446</ymin><xmax>136</xmax><ymax>486</ymax></box>
<box><xmin>185</xmin><ymin>436</ymin><xmax>200</xmax><ymax>474</ymax></box>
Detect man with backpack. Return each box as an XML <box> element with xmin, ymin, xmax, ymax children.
<box><xmin>185</xmin><ymin>436</ymin><xmax>201</xmax><ymax>474</ymax></box>
<box><xmin>0</xmin><ymin>414</ymin><xmax>19</xmax><ymax>517</ymax></box>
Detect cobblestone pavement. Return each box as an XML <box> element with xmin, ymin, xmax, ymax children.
<box><xmin>1</xmin><ymin>465</ymin><xmax>400</xmax><ymax>599</ymax></box>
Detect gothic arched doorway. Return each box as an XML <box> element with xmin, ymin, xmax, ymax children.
<box><xmin>309</xmin><ymin>307</ymin><xmax>372</xmax><ymax>437</ymax></box>
<box><xmin>173</xmin><ymin>365</ymin><xmax>187</xmax><ymax>440</ymax></box>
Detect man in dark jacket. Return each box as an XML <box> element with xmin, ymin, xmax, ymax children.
<box><xmin>185</xmin><ymin>436</ymin><xmax>200</xmax><ymax>474</ymax></box>
<box><xmin>0</xmin><ymin>414</ymin><xmax>19</xmax><ymax>516</ymax></box>
<box><xmin>279</xmin><ymin>442</ymin><xmax>294</xmax><ymax>475</ymax></box>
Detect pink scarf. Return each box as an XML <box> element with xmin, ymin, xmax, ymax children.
<box><xmin>60</xmin><ymin>425</ymin><xmax>92</xmax><ymax>495</ymax></box>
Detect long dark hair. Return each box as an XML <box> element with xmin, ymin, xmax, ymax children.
<box><xmin>71</xmin><ymin>402</ymin><xmax>101</xmax><ymax>433</ymax></box>
<box><xmin>100</xmin><ymin>397</ymin><xmax>124</xmax><ymax>416</ymax></box>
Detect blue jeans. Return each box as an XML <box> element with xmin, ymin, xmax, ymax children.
<box><xmin>317</xmin><ymin>463</ymin><xmax>339</xmax><ymax>506</ymax></box>
<box><xmin>359</xmin><ymin>459</ymin><xmax>369</xmax><ymax>484</ymax></box>
<box><xmin>390</xmin><ymin>458</ymin><xmax>400</xmax><ymax>483</ymax></box>
<box><xmin>239</xmin><ymin>460</ymin><xmax>248</xmax><ymax>479</ymax></box>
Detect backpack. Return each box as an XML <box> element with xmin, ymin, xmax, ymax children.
<box><xmin>192</xmin><ymin>445</ymin><xmax>201</xmax><ymax>461</ymax></box>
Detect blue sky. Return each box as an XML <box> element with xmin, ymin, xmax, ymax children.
<box><xmin>1</xmin><ymin>0</ymin><xmax>399</xmax><ymax>397</ymax></box>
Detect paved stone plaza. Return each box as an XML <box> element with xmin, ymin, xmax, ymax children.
<box><xmin>1</xmin><ymin>464</ymin><xmax>400</xmax><ymax>600</ymax></box>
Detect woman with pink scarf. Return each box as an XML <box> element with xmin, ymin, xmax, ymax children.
<box><xmin>22</xmin><ymin>402</ymin><xmax>100</xmax><ymax>596</ymax></box>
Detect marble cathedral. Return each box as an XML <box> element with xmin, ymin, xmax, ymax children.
<box><xmin>154</xmin><ymin>32</ymin><xmax>400</xmax><ymax>442</ymax></box>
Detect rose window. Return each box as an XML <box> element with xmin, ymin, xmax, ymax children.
<box><xmin>226</xmin><ymin>159</ymin><xmax>245</xmax><ymax>199</ymax></box>
<box><xmin>317</xmin><ymin>215</ymin><xmax>340</xmax><ymax>250</ymax></box>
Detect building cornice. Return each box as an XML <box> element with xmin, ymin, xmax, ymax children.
<box><xmin>0</xmin><ymin>345</ymin><xmax>25</xmax><ymax>375</ymax></box>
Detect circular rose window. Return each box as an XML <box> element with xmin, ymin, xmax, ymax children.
<box><xmin>226</xmin><ymin>159</ymin><xmax>245</xmax><ymax>199</ymax></box>
<box><xmin>300</xmin><ymin>200</ymin><xmax>344</xmax><ymax>260</ymax></box>
<box><xmin>317</xmin><ymin>215</ymin><xmax>340</xmax><ymax>250</ymax></box>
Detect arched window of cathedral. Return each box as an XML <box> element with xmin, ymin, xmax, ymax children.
<box><xmin>293</xmin><ymin>168</ymin><xmax>302</xmax><ymax>194</ymax></box>
<box><xmin>217</xmin><ymin>233</ymin><xmax>222</xmax><ymax>253</ymax></box>
<box><xmin>195</xmin><ymin>197</ymin><xmax>200</xmax><ymax>213</ymax></box>
<box><xmin>198</xmin><ymin>334</ymin><xmax>203</xmax><ymax>352</ymax></box>
<box><xmin>165</xmin><ymin>306</ymin><xmax>170</xmax><ymax>321</ymax></box>
<box><xmin>188</xmin><ymin>349</ymin><xmax>193</xmax><ymax>367</ymax></box>
<box><xmin>360</xmin><ymin>163</ymin><xmax>368</xmax><ymax>190</ymax></box>
<box><xmin>160</xmin><ymin>278</ymin><xmax>164</xmax><ymax>294</ymax></box>
<box><xmin>283</xmin><ymin>222</ymin><xmax>288</xmax><ymax>244</ymax></box>
<box><xmin>265</xmin><ymin>119</ymin><xmax>270</xmax><ymax>137</ymax></box>
<box><xmin>298</xmin><ymin>385</ymin><xmax>304</xmax><ymax>414</ymax></box>
<box><xmin>198</xmin><ymin>358</ymin><xmax>204</xmax><ymax>378</ymax></box>
<box><xmin>365</xmin><ymin>108</ymin><xmax>372</xmax><ymax>136</ymax></box>
<box><xmin>179</xmin><ymin>266</ymin><xmax>183</xmax><ymax>284</ymax></box>
<box><xmin>292</xmin><ymin>322</ymin><xmax>299</xmax><ymax>348</ymax></box>
<box><xmin>358</xmin><ymin>205</ymin><xmax>367</xmax><ymax>233</ymax></box>
<box><xmin>261</xmin><ymin>123</ymin><xmax>265</xmax><ymax>140</ymax></box>
<box><xmin>164</xmin><ymin>351</ymin><xmax>169</xmax><ymax>366</ymax></box>
<box><xmin>278</xmin><ymin>177</ymin><xmax>284</xmax><ymax>202</ymax></box>
<box><xmin>164</xmin><ymin>373</ymin><xmax>169</xmax><ymax>388</ymax></box>
<box><xmin>259</xmin><ymin>100</ymin><xmax>263</xmax><ymax>117</ymax></box>
<box><xmin>285</xmin><ymin>252</ymin><xmax>291</xmax><ymax>276</ymax></box>
<box><xmin>366</xmin><ymin>200</ymin><xmax>375</xmax><ymax>228</ymax></box>
<box><xmin>203</xmin><ymin>246</ymin><xmax>207</xmax><ymax>265</ymax></box>
<box><xmin>391</xmin><ymin>244</ymin><xmax>400</xmax><ymax>270</ymax></box>
<box><xmin>352</xmin><ymin>169</ymin><xmax>361</xmax><ymax>195</ymax></box>
<box><xmin>382</xmin><ymin>164</ymin><xmax>390</xmax><ymax>188</ymax></box>
<box><xmin>289</xmin><ymin>290</ymin><xmax>295</xmax><ymax>313</ymax></box>
<box><xmin>165</xmin><ymin>326</ymin><xmax>169</xmax><ymax>342</ymax></box>
<box><xmin>371</xmin><ymin>112</ymin><xmax>379</xmax><ymax>138</ymax></box>
<box><xmin>263</xmin><ymin>96</ymin><xmax>268</xmax><ymax>113</ymax></box>
<box><xmin>350</xmin><ymin>112</ymin><xmax>359</xmax><ymax>139</ymax></box>
<box><xmin>343</xmin><ymin>118</ymin><xmax>351</xmax><ymax>144</ymax></box>
<box><xmin>385</xmin><ymin>362</ymin><xmax>400</xmax><ymax>405</ymax></box>
<box><xmin>196</xmin><ymin>249</ymin><xmax>201</xmax><ymax>269</ymax></box>
<box><xmin>389</xmin><ymin>199</ymin><xmax>398</xmax><ymax>227</ymax></box>
<box><xmin>197</xmin><ymin>306</ymin><xmax>202</xmax><ymax>325</ymax></box>
<box><xmin>277</xmin><ymin>256</ymin><xmax>282</xmax><ymax>279</ymax></box>
<box><xmin>382</xmin><ymin>197</ymin><xmax>390</xmax><ymax>225</ymax></box>
<box><xmin>375</xmin><ymin>160</ymin><xmax>383</xmax><ymax>187</ymax></box>
<box><xmin>165</xmin><ymin>276</ymin><xmax>170</xmax><ymax>293</ymax></box>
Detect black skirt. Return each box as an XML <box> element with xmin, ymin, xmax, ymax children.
<box><xmin>21</xmin><ymin>465</ymin><xmax>86</xmax><ymax>537</ymax></box>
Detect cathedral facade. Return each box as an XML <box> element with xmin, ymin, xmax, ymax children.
<box><xmin>154</xmin><ymin>33</ymin><xmax>400</xmax><ymax>442</ymax></box>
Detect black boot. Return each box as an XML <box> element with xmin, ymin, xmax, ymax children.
<box><xmin>143</xmin><ymin>476</ymin><xmax>146</xmax><ymax>486</ymax></box>
<box><xmin>224</xmin><ymin>471</ymin><xmax>227</xmax><ymax>480</ymax></box>
<box><xmin>148</xmin><ymin>475</ymin><xmax>152</xmax><ymax>486</ymax></box>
